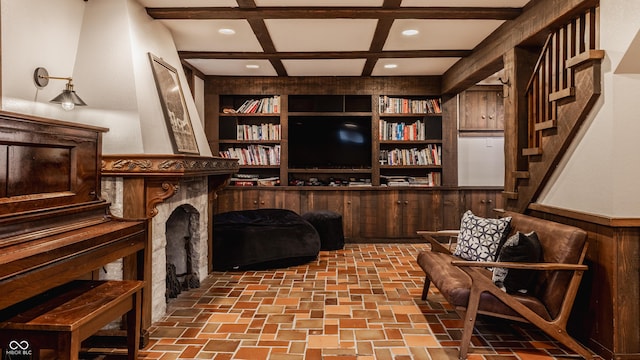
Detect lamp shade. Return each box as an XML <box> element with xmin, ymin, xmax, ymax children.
<box><xmin>49</xmin><ymin>82</ymin><xmax>87</xmax><ymax>111</ymax></box>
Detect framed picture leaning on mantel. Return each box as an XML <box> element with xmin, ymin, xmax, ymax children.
<box><xmin>149</xmin><ymin>53</ymin><xmax>199</xmax><ymax>154</ymax></box>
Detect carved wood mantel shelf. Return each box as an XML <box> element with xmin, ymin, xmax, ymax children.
<box><xmin>101</xmin><ymin>154</ymin><xmax>238</xmax><ymax>218</ymax></box>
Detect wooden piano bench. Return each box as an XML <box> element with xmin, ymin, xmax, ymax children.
<box><xmin>0</xmin><ymin>280</ymin><xmax>143</xmax><ymax>360</ymax></box>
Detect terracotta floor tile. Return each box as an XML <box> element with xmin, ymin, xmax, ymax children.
<box><xmin>307</xmin><ymin>334</ymin><xmax>340</xmax><ymax>348</ymax></box>
<box><xmin>142</xmin><ymin>244</ymin><xmax>582</xmax><ymax>360</ymax></box>
<box><xmin>234</xmin><ymin>347</ymin><xmax>270</xmax><ymax>360</ymax></box>
<box><xmin>354</xmin><ymin>329</ymin><xmax>386</xmax><ymax>340</ymax></box>
<box><xmin>202</xmin><ymin>339</ymin><xmax>240</xmax><ymax>352</ymax></box>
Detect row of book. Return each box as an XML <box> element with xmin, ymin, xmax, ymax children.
<box><xmin>381</xmin><ymin>173</ymin><xmax>442</xmax><ymax>187</ymax></box>
<box><xmin>236</xmin><ymin>123</ymin><xmax>281</xmax><ymax>140</ymax></box>
<box><xmin>379</xmin><ymin>145</ymin><xmax>442</xmax><ymax>166</ymax></box>
<box><xmin>234</xmin><ymin>96</ymin><xmax>281</xmax><ymax>114</ymax></box>
<box><xmin>379</xmin><ymin>96</ymin><xmax>441</xmax><ymax>114</ymax></box>
<box><xmin>379</xmin><ymin>119</ymin><xmax>425</xmax><ymax>140</ymax></box>
<box><xmin>230</xmin><ymin>175</ymin><xmax>280</xmax><ymax>187</ymax></box>
<box><xmin>219</xmin><ymin>145</ymin><xmax>281</xmax><ymax>166</ymax></box>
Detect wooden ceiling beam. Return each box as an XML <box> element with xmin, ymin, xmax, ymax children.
<box><xmin>146</xmin><ymin>7</ymin><xmax>521</xmax><ymax>20</ymax></box>
<box><xmin>441</xmin><ymin>0</ymin><xmax>599</xmax><ymax>94</ymax></box>
<box><xmin>179</xmin><ymin>50</ymin><xmax>471</xmax><ymax>60</ymax></box>
<box><xmin>362</xmin><ymin>0</ymin><xmax>402</xmax><ymax>76</ymax></box>
<box><xmin>236</xmin><ymin>0</ymin><xmax>287</xmax><ymax>76</ymax></box>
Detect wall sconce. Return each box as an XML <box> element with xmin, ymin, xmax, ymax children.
<box><xmin>33</xmin><ymin>67</ymin><xmax>87</xmax><ymax>111</ymax></box>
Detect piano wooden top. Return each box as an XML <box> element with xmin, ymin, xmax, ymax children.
<box><xmin>0</xmin><ymin>111</ymin><xmax>147</xmax><ymax>311</ymax></box>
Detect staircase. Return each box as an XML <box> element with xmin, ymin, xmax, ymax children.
<box><xmin>505</xmin><ymin>7</ymin><xmax>604</xmax><ymax>213</ymax></box>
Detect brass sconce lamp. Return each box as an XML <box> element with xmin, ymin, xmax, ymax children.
<box><xmin>33</xmin><ymin>67</ymin><xmax>87</xmax><ymax>111</ymax></box>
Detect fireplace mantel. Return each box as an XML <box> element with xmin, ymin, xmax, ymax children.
<box><xmin>101</xmin><ymin>154</ymin><xmax>237</xmax><ymax>331</ymax></box>
<box><xmin>102</xmin><ymin>154</ymin><xmax>238</xmax><ymax>218</ymax></box>
<box><xmin>102</xmin><ymin>154</ymin><xmax>238</xmax><ymax>177</ymax></box>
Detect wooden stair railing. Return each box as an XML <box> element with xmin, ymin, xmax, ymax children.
<box><xmin>506</xmin><ymin>6</ymin><xmax>605</xmax><ymax>212</ymax></box>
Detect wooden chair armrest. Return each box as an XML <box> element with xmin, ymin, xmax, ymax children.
<box><xmin>417</xmin><ymin>230</ymin><xmax>459</xmax><ymax>254</ymax></box>
<box><xmin>451</xmin><ymin>260</ymin><xmax>588</xmax><ymax>271</ymax></box>
<box><xmin>417</xmin><ymin>230</ymin><xmax>460</xmax><ymax>237</ymax></box>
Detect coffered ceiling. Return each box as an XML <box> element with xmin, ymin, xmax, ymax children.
<box><xmin>137</xmin><ymin>0</ymin><xmax>532</xmax><ymax>77</ymax></box>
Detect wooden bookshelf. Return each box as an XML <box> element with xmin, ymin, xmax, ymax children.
<box><xmin>205</xmin><ymin>76</ymin><xmax>455</xmax><ymax>188</ymax></box>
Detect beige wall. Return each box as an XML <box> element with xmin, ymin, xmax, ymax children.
<box><xmin>1</xmin><ymin>0</ymin><xmax>211</xmax><ymax>156</ymax></box>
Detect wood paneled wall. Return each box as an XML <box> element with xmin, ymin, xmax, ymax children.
<box><xmin>527</xmin><ymin>203</ymin><xmax>640</xmax><ymax>360</ymax></box>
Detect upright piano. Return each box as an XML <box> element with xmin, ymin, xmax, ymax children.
<box><xmin>0</xmin><ymin>111</ymin><xmax>148</xmax><ymax>340</ymax></box>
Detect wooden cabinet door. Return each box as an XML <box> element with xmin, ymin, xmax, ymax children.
<box><xmin>342</xmin><ymin>191</ymin><xmax>360</xmax><ymax>239</ymax></box>
<box><xmin>401</xmin><ymin>190</ymin><xmax>445</xmax><ymax>236</ymax></box>
<box><xmin>459</xmin><ymin>86</ymin><xmax>504</xmax><ymax>133</ymax></box>
<box><xmin>461</xmin><ymin>189</ymin><xmax>503</xmax><ymax>218</ymax></box>
<box><xmin>214</xmin><ymin>189</ymin><xmax>243</xmax><ymax>213</ymax></box>
<box><xmin>360</xmin><ymin>190</ymin><xmax>383</xmax><ymax>238</ymax></box>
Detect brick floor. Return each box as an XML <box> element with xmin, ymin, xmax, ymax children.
<box><xmin>139</xmin><ymin>244</ymin><xmax>580</xmax><ymax>360</ymax></box>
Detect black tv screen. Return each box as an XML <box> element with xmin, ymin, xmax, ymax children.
<box><xmin>288</xmin><ymin>116</ymin><xmax>372</xmax><ymax>169</ymax></box>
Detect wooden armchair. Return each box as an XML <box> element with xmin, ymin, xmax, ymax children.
<box><xmin>416</xmin><ymin>211</ymin><xmax>597</xmax><ymax>359</ymax></box>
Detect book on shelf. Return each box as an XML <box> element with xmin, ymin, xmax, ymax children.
<box><xmin>379</xmin><ymin>119</ymin><xmax>425</xmax><ymax>140</ymax></box>
<box><xmin>379</xmin><ymin>96</ymin><xmax>441</xmax><ymax>114</ymax></box>
<box><xmin>379</xmin><ymin>145</ymin><xmax>442</xmax><ymax>166</ymax></box>
<box><xmin>229</xmin><ymin>175</ymin><xmax>280</xmax><ymax>187</ymax></box>
<box><xmin>234</xmin><ymin>96</ymin><xmax>281</xmax><ymax>114</ymax></box>
<box><xmin>381</xmin><ymin>174</ymin><xmax>441</xmax><ymax>187</ymax></box>
<box><xmin>236</xmin><ymin>123</ymin><xmax>281</xmax><ymax>140</ymax></box>
<box><xmin>219</xmin><ymin>144</ymin><xmax>281</xmax><ymax>165</ymax></box>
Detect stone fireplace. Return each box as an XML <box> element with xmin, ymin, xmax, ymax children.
<box><xmin>165</xmin><ymin>204</ymin><xmax>201</xmax><ymax>300</ymax></box>
<box><xmin>101</xmin><ymin>154</ymin><xmax>237</xmax><ymax>329</ymax></box>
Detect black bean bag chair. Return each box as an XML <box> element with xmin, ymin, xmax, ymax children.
<box><xmin>213</xmin><ymin>208</ymin><xmax>321</xmax><ymax>270</ymax></box>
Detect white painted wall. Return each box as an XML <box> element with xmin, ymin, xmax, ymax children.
<box><xmin>1</xmin><ymin>0</ymin><xmax>211</xmax><ymax>156</ymax></box>
<box><xmin>458</xmin><ymin>137</ymin><xmax>505</xmax><ymax>186</ymax></box>
<box><xmin>1</xmin><ymin>0</ymin><xmax>85</xmax><ymax>119</ymax></box>
<box><xmin>538</xmin><ymin>1</ymin><xmax>640</xmax><ymax>217</ymax></box>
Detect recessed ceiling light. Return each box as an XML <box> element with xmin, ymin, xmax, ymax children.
<box><xmin>402</xmin><ymin>29</ymin><xmax>419</xmax><ymax>36</ymax></box>
<box><xmin>384</xmin><ymin>64</ymin><xmax>398</xmax><ymax>69</ymax></box>
<box><xmin>218</xmin><ymin>28</ymin><xmax>236</xmax><ymax>35</ymax></box>
<box><xmin>246</xmin><ymin>64</ymin><xmax>260</xmax><ymax>69</ymax></box>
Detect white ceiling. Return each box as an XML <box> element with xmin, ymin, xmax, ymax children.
<box><xmin>137</xmin><ymin>0</ymin><xmax>532</xmax><ymax>77</ymax></box>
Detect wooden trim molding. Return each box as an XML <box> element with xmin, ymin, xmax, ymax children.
<box><xmin>101</xmin><ymin>154</ymin><xmax>239</xmax><ymax>177</ymax></box>
<box><xmin>528</xmin><ymin>202</ymin><xmax>640</xmax><ymax>227</ymax></box>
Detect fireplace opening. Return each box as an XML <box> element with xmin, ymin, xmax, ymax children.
<box><xmin>165</xmin><ymin>204</ymin><xmax>201</xmax><ymax>301</ymax></box>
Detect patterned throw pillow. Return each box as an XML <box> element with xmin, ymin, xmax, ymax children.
<box><xmin>453</xmin><ymin>210</ymin><xmax>512</xmax><ymax>262</ymax></box>
<box><xmin>492</xmin><ymin>231</ymin><xmax>543</xmax><ymax>294</ymax></box>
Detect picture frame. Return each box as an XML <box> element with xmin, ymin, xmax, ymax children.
<box><xmin>149</xmin><ymin>53</ymin><xmax>199</xmax><ymax>154</ymax></box>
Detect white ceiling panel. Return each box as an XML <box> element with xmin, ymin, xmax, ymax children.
<box><xmin>185</xmin><ymin>59</ymin><xmax>278</xmax><ymax>76</ymax></box>
<box><xmin>384</xmin><ymin>19</ymin><xmax>505</xmax><ymax>51</ymax></box>
<box><xmin>161</xmin><ymin>20</ymin><xmax>263</xmax><ymax>52</ymax></box>
<box><xmin>283</xmin><ymin>59</ymin><xmax>367</xmax><ymax>76</ymax></box>
<box><xmin>255</xmin><ymin>0</ymin><xmax>383</xmax><ymax>6</ymax></box>
<box><xmin>401</xmin><ymin>0</ymin><xmax>530</xmax><ymax>7</ymax></box>
<box><xmin>136</xmin><ymin>0</ymin><xmax>237</xmax><ymax>7</ymax></box>
<box><xmin>372</xmin><ymin>58</ymin><xmax>460</xmax><ymax>76</ymax></box>
<box><xmin>265</xmin><ymin>19</ymin><xmax>377</xmax><ymax>52</ymax></box>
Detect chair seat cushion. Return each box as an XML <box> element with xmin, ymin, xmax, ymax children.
<box><xmin>213</xmin><ymin>209</ymin><xmax>320</xmax><ymax>270</ymax></box>
<box><xmin>417</xmin><ymin>250</ymin><xmax>552</xmax><ymax>321</ymax></box>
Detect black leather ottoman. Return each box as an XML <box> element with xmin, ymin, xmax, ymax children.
<box><xmin>302</xmin><ymin>211</ymin><xmax>345</xmax><ymax>250</ymax></box>
<box><xmin>213</xmin><ymin>208</ymin><xmax>320</xmax><ymax>270</ymax></box>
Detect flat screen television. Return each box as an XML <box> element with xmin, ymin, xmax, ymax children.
<box><xmin>288</xmin><ymin>116</ymin><xmax>372</xmax><ymax>169</ymax></box>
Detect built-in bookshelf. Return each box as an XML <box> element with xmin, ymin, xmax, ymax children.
<box><xmin>210</xmin><ymin>90</ymin><xmax>445</xmax><ymax>187</ymax></box>
<box><xmin>217</xmin><ymin>95</ymin><xmax>283</xmax><ymax>185</ymax></box>
<box><xmin>377</xmin><ymin>95</ymin><xmax>443</xmax><ymax>187</ymax></box>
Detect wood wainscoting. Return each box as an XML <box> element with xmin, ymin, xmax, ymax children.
<box><xmin>527</xmin><ymin>203</ymin><xmax>640</xmax><ymax>360</ymax></box>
